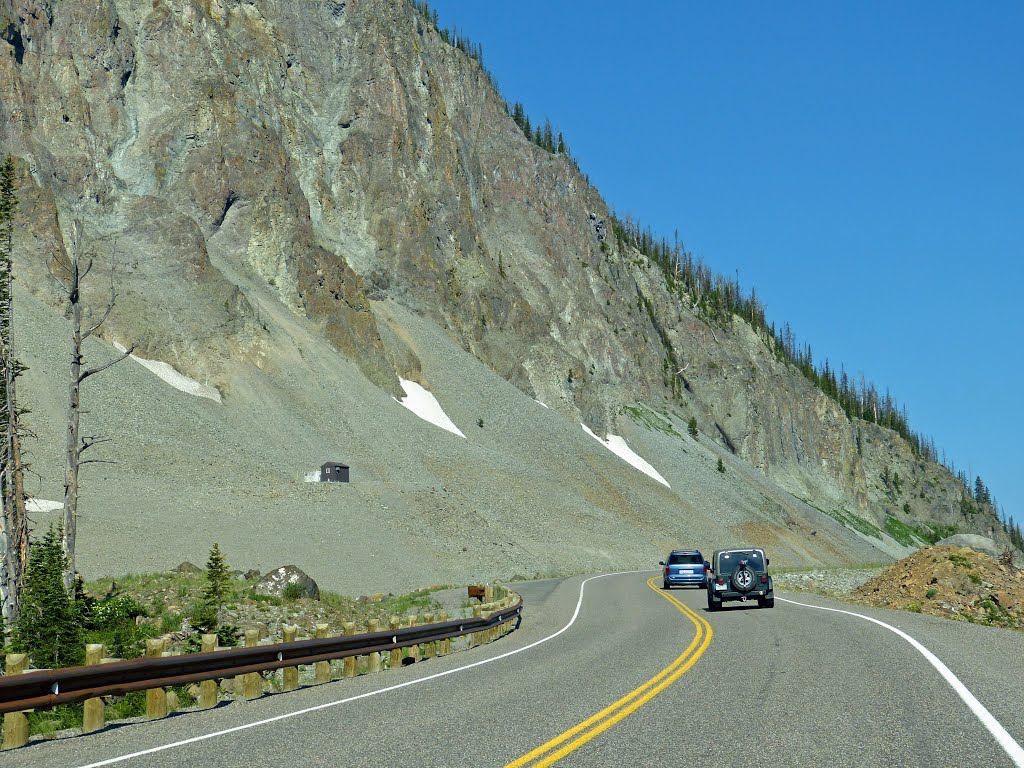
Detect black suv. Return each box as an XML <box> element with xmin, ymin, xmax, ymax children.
<box><xmin>706</xmin><ymin>547</ymin><xmax>774</xmax><ymax>610</ymax></box>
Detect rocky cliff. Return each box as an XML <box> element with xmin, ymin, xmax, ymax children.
<box><xmin>0</xmin><ymin>0</ymin><xmax>1010</xmax><ymax>587</ymax></box>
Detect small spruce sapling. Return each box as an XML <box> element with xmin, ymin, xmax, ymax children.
<box><xmin>717</xmin><ymin>457</ymin><xmax>725</xmax><ymax>474</ymax></box>
<box><xmin>201</xmin><ymin>543</ymin><xmax>231</xmax><ymax>627</ymax></box>
<box><xmin>687</xmin><ymin>417</ymin><xmax>698</xmax><ymax>438</ymax></box>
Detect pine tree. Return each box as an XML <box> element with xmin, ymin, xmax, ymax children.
<box><xmin>717</xmin><ymin>457</ymin><xmax>725</xmax><ymax>473</ymax></box>
<box><xmin>11</xmin><ymin>524</ymin><xmax>84</xmax><ymax>668</ymax></box>
<box><xmin>557</xmin><ymin>131</ymin><xmax>567</xmax><ymax>156</ymax></box>
<box><xmin>202</xmin><ymin>543</ymin><xmax>231</xmax><ymax>626</ymax></box>
<box><xmin>687</xmin><ymin>417</ymin><xmax>698</xmax><ymax>438</ymax></box>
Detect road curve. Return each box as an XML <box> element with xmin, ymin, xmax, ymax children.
<box><xmin>4</xmin><ymin>573</ymin><xmax>1023</xmax><ymax>768</ymax></box>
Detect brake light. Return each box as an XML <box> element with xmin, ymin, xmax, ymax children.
<box><xmin>716</xmin><ymin>577</ymin><xmax>725</xmax><ymax>586</ymax></box>
<box><xmin>760</xmin><ymin>575</ymin><xmax>768</xmax><ymax>584</ymax></box>
<box><xmin>664</xmin><ymin>567</ymin><xmax>670</xmax><ymax>576</ymax></box>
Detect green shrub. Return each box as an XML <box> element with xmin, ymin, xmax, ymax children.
<box><xmin>925</xmin><ymin>588</ymin><xmax>938</xmax><ymax>600</ymax></box>
<box><xmin>282</xmin><ymin>582</ymin><xmax>304</xmax><ymax>602</ymax></box>
<box><xmin>907</xmin><ymin>602</ymin><xmax>922</xmax><ymax>613</ymax></box>
<box><xmin>948</xmin><ymin>553</ymin><xmax>973</xmax><ymax>569</ymax></box>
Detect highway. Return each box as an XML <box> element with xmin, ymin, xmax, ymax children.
<box><xmin>5</xmin><ymin>572</ymin><xmax>1024</xmax><ymax>767</ymax></box>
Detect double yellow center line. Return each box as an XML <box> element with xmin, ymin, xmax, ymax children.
<box><xmin>504</xmin><ymin>576</ymin><xmax>713</xmax><ymax>768</ymax></box>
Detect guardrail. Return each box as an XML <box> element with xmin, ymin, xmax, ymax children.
<box><xmin>1</xmin><ymin>590</ymin><xmax>522</xmax><ymax>749</ymax></box>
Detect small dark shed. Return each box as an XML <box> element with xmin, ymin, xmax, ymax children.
<box><xmin>321</xmin><ymin>462</ymin><xmax>350</xmax><ymax>483</ymax></box>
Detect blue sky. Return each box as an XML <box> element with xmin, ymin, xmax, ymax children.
<box><xmin>425</xmin><ymin>2</ymin><xmax>1023</xmax><ymax>527</ymax></box>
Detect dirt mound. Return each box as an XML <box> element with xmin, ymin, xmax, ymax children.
<box><xmin>851</xmin><ymin>545</ymin><xmax>1024</xmax><ymax>630</ymax></box>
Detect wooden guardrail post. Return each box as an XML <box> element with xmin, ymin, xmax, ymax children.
<box><xmin>314</xmin><ymin>624</ymin><xmax>331</xmax><ymax>684</ymax></box>
<box><xmin>282</xmin><ymin>625</ymin><xmax>299</xmax><ymax>691</ymax></box>
<box><xmin>423</xmin><ymin>613</ymin><xmax>435</xmax><ymax>658</ymax></box>
<box><xmin>146</xmin><ymin>639</ymin><xmax>168</xmax><ymax>720</ymax></box>
<box><xmin>389</xmin><ymin>616</ymin><xmax>401</xmax><ymax>669</ymax></box>
<box><xmin>367</xmin><ymin>619</ymin><xmax>381</xmax><ymax>673</ymax></box>
<box><xmin>484</xmin><ymin>584</ymin><xmax>494</xmax><ymax>603</ymax></box>
<box><xmin>243</xmin><ymin>629</ymin><xmax>262</xmax><ymax>699</ymax></box>
<box><xmin>471</xmin><ymin>605</ymin><xmax>482</xmax><ymax>647</ymax></box>
<box><xmin>200</xmin><ymin>634</ymin><xmax>219</xmax><ymax>708</ymax></box>
<box><xmin>438</xmin><ymin>611</ymin><xmax>449</xmax><ymax>656</ymax></box>
<box><xmin>342</xmin><ymin>622</ymin><xmax>356</xmax><ymax>678</ymax></box>
<box><xmin>1</xmin><ymin>653</ymin><xmax>29</xmax><ymax>750</ymax></box>
<box><xmin>83</xmin><ymin>643</ymin><xmax>106</xmax><ymax>734</ymax></box>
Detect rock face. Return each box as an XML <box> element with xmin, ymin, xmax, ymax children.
<box><xmin>252</xmin><ymin>565</ymin><xmax>320</xmax><ymax>601</ymax></box>
<box><xmin>0</xmin><ymin>0</ymin><xmax>1011</xmax><ymax>577</ymax></box>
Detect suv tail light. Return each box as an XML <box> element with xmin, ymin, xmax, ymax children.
<box><xmin>760</xmin><ymin>575</ymin><xmax>768</xmax><ymax>584</ymax></box>
<box><xmin>716</xmin><ymin>577</ymin><xmax>725</xmax><ymax>586</ymax></box>
<box><xmin>664</xmin><ymin>567</ymin><xmax>670</xmax><ymax>576</ymax></box>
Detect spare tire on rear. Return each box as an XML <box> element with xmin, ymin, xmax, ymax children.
<box><xmin>731</xmin><ymin>566</ymin><xmax>756</xmax><ymax>593</ymax></box>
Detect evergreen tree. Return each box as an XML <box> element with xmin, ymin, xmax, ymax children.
<box><xmin>557</xmin><ymin>131</ymin><xmax>567</xmax><ymax>155</ymax></box>
<box><xmin>687</xmin><ymin>417</ymin><xmax>698</xmax><ymax>438</ymax></box>
<box><xmin>11</xmin><ymin>524</ymin><xmax>84</xmax><ymax>668</ymax></box>
<box><xmin>202</xmin><ymin>543</ymin><xmax>231</xmax><ymax>626</ymax></box>
<box><xmin>717</xmin><ymin>457</ymin><xmax>725</xmax><ymax>473</ymax></box>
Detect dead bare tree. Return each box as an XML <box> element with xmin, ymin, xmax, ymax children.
<box><xmin>49</xmin><ymin>222</ymin><xmax>133</xmax><ymax>592</ymax></box>
<box><xmin>0</xmin><ymin>154</ymin><xmax>28</xmax><ymax>629</ymax></box>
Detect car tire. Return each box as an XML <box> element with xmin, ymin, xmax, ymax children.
<box><xmin>758</xmin><ymin>596</ymin><xmax>775</xmax><ymax>608</ymax></box>
<box><xmin>707</xmin><ymin>596</ymin><xmax>720</xmax><ymax>612</ymax></box>
<box><xmin>731</xmin><ymin>566</ymin><xmax>756</xmax><ymax>593</ymax></box>
<box><xmin>662</xmin><ymin>582</ymin><xmax>670</xmax><ymax>590</ymax></box>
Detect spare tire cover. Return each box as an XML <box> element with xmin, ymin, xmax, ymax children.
<box><xmin>731</xmin><ymin>566</ymin><xmax>756</xmax><ymax>592</ymax></box>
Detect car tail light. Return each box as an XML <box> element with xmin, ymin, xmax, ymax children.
<box><xmin>760</xmin><ymin>575</ymin><xmax>768</xmax><ymax>584</ymax></box>
<box><xmin>716</xmin><ymin>577</ymin><xmax>725</xmax><ymax>586</ymax></box>
<box><xmin>664</xmin><ymin>567</ymin><xmax>670</xmax><ymax>576</ymax></box>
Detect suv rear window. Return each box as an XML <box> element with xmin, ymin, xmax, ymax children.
<box><xmin>717</xmin><ymin>551</ymin><xmax>764</xmax><ymax>573</ymax></box>
<box><xmin>668</xmin><ymin>553</ymin><xmax>703</xmax><ymax>565</ymax></box>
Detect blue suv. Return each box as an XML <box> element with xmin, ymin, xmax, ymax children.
<box><xmin>659</xmin><ymin>550</ymin><xmax>709</xmax><ymax>589</ymax></box>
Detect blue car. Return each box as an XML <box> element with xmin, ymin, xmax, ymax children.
<box><xmin>659</xmin><ymin>550</ymin><xmax>709</xmax><ymax>589</ymax></box>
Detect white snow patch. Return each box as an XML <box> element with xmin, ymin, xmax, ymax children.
<box><xmin>394</xmin><ymin>379</ymin><xmax>465</xmax><ymax>438</ymax></box>
<box><xmin>534</xmin><ymin>399</ymin><xmax>549</xmax><ymax>409</ymax></box>
<box><xmin>114</xmin><ymin>342</ymin><xmax>221</xmax><ymax>402</ymax></box>
<box><xmin>581</xmin><ymin>424</ymin><xmax>670</xmax><ymax>488</ymax></box>
<box><xmin>27</xmin><ymin>498</ymin><xmax>63</xmax><ymax>513</ymax></box>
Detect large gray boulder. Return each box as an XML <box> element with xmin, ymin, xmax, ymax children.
<box><xmin>936</xmin><ymin>534</ymin><xmax>1003</xmax><ymax>559</ymax></box>
<box><xmin>252</xmin><ymin>566</ymin><xmax>321</xmax><ymax>601</ymax></box>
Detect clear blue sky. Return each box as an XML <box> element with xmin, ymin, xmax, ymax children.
<box><xmin>426</xmin><ymin>2</ymin><xmax>1023</xmax><ymax>527</ymax></box>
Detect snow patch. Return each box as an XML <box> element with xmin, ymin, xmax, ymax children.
<box><xmin>581</xmin><ymin>424</ymin><xmax>670</xmax><ymax>488</ymax></box>
<box><xmin>114</xmin><ymin>342</ymin><xmax>221</xmax><ymax>402</ymax></box>
<box><xmin>395</xmin><ymin>379</ymin><xmax>465</xmax><ymax>438</ymax></box>
<box><xmin>27</xmin><ymin>498</ymin><xmax>63</xmax><ymax>513</ymax></box>
<box><xmin>534</xmin><ymin>399</ymin><xmax>549</xmax><ymax>409</ymax></box>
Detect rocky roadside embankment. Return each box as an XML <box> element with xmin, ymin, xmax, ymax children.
<box><xmin>773</xmin><ymin>567</ymin><xmax>886</xmax><ymax>596</ymax></box>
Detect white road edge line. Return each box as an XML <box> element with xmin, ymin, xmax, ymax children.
<box><xmin>74</xmin><ymin>571</ymin><xmax>650</xmax><ymax>768</ymax></box>
<box><xmin>779</xmin><ymin>596</ymin><xmax>1024</xmax><ymax>767</ymax></box>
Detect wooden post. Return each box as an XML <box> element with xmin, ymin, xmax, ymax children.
<box><xmin>146</xmin><ymin>639</ymin><xmax>168</xmax><ymax>720</ymax></box>
<box><xmin>243</xmin><ymin>629</ymin><xmax>262</xmax><ymax>699</ymax></box>
<box><xmin>282</xmin><ymin>625</ymin><xmax>299</xmax><ymax>691</ymax></box>
<box><xmin>438</xmin><ymin>611</ymin><xmax>449</xmax><ymax>656</ymax></box>
<box><xmin>199</xmin><ymin>634</ymin><xmax>219</xmax><ymax>709</ymax></box>
<box><xmin>389</xmin><ymin>616</ymin><xmax>401</xmax><ymax>669</ymax></box>
<box><xmin>471</xmin><ymin>605</ymin><xmax>482</xmax><ymax>647</ymax></box>
<box><xmin>367</xmin><ymin>619</ymin><xmax>381</xmax><ymax>673</ymax></box>
<box><xmin>484</xmin><ymin>584</ymin><xmax>494</xmax><ymax>603</ymax></box>
<box><xmin>342</xmin><ymin>622</ymin><xmax>356</xmax><ymax>678</ymax></box>
<box><xmin>2</xmin><ymin>654</ymin><xmax>29</xmax><ymax>750</ymax></box>
<box><xmin>83</xmin><ymin>644</ymin><xmax>106</xmax><ymax>734</ymax></box>
<box><xmin>314</xmin><ymin>624</ymin><xmax>331</xmax><ymax>684</ymax></box>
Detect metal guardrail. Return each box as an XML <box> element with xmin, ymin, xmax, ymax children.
<box><xmin>0</xmin><ymin>597</ymin><xmax>523</xmax><ymax>715</ymax></box>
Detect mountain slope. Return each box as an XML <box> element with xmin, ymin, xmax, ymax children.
<box><xmin>0</xmin><ymin>0</ymin><xmax>1009</xmax><ymax>590</ymax></box>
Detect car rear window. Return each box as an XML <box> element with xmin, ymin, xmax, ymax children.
<box><xmin>717</xmin><ymin>551</ymin><xmax>764</xmax><ymax>572</ymax></box>
<box><xmin>668</xmin><ymin>553</ymin><xmax>703</xmax><ymax>565</ymax></box>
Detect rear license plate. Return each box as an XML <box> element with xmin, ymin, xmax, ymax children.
<box><xmin>681</xmin><ymin>569</ymin><xmax>693</xmax><ymax>574</ymax></box>
<box><xmin>715</xmin><ymin>584</ymin><xmax>726</xmax><ymax>591</ymax></box>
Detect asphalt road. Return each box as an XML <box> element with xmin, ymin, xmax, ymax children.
<box><xmin>5</xmin><ymin>572</ymin><xmax>1024</xmax><ymax>767</ymax></box>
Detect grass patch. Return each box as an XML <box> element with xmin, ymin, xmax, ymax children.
<box><xmin>800</xmin><ymin>498</ymin><xmax>883</xmax><ymax>540</ymax></box>
<box><xmin>884</xmin><ymin>515</ymin><xmax>925</xmax><ymax>547</ymax></box>
<box><xmin>948</xmin><ymin>553</ymin><xmax>974</xmax><ymax>569</ymax></box>
<box><xmin>914</xmin><ymin>523</ymin><xmax>959</xmax><ymax>544</ymax></box>
<box><xmin>623</xmin><ymin>405</ymin><xmax>683</xmax><ymax>439</ymax></box>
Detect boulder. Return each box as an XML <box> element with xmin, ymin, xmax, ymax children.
<box><xmin>175</xmin><ymin>561</ymin><xmax>203</xmax><ymax>574</ymax></box>
<box><xmin>252</xmin><ymin>565</ymin><xmax>320</xmax><ymax>601</ymax></box>
<box><xmin>936</xmin><ymin>535</ymin><xmax>1003</xmax><ymax>559</ymax></box>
